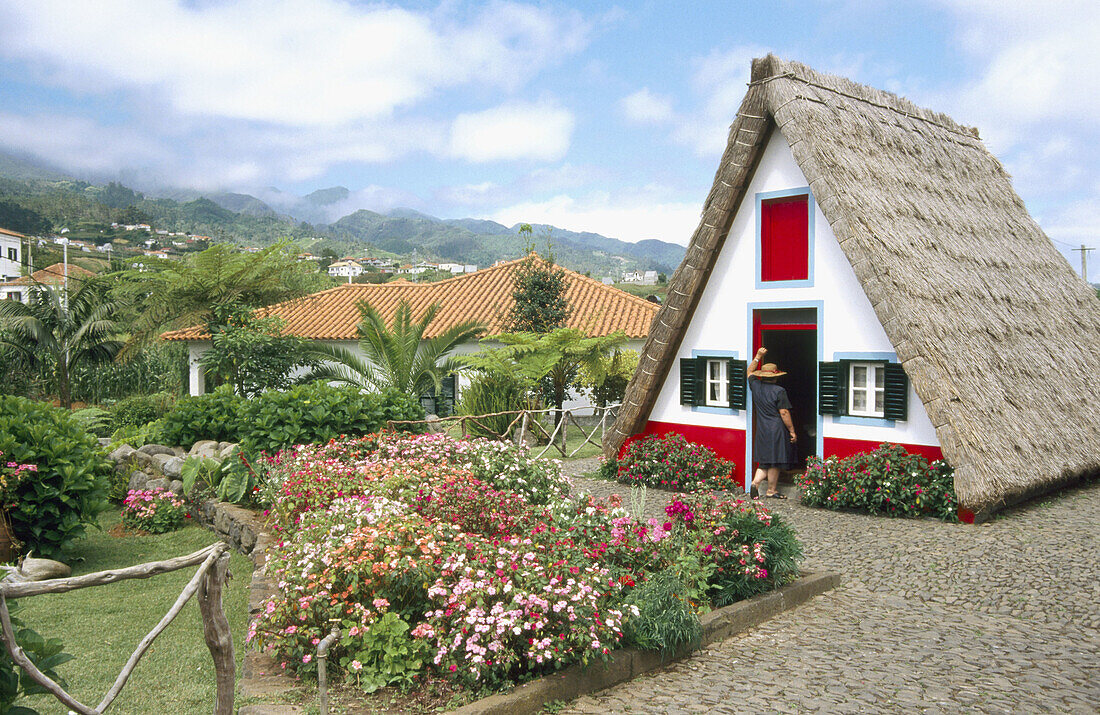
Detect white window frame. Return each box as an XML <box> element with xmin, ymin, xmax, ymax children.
<box><xmin>705</xmin><ymin>358</ymin><xmax>728</xmax><ymax>407</ymax></box>
<box><xmin>848</xmin><ymin>361</ymin><xmax>885</xmax><ymax>418</ymax></box>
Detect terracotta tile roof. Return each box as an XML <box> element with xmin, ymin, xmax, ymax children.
<box><xmin>162</xmin><ymin>256</ymin><xmax>659</xmax><ymax>342</ymax></box>
<box><xmin>0</xmin><ymin>227</ymin><xmax>26</xmax><ymax>239</ymax></box>
<box><xmin>0</xmin><ymin>262</ymin><xmax>96</xmax><ymax>287</ymax></box>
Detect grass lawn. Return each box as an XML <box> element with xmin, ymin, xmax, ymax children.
<box><xmin>17</xmin><ymin>510</ymin><xmax>253</xmax><ymax>714</ymax></box>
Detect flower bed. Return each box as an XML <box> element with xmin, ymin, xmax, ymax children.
<box><xmin>798</xmin><ymin>442</ymin><xmax>957</xmax><ymax>521</ymax></box>
<box><xmin>601</xmin><ymin>432</ymin><xmax>738</xmax><ymax>492</ymax></box>
<box><xmin>121</xmin><ymin>487</ymin><xmax>190</xmax><ymax>533</ymax></box>
<box><xmin>249</xmin><ymin>433</ymin><xmax>801</xmax><ymax>697</ymax></box>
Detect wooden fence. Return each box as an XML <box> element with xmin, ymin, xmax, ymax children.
<box><xmin>0</xmin><ymin>542</ymin><xmax>235</xmax><ymax>714</ymax></box>
<box><xmin>387</xmin><ymin>404</ymin><xmax>621</xmax><ymax>459</ymax></box>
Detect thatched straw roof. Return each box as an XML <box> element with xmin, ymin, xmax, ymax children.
<box><xmin>607</xmin><ymin>55</ymin><xmax>1100</xmax><ymax>517</ymax></box>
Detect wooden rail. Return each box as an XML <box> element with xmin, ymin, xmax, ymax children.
<box><xmin>387</xmin><ymin>404</ymin><xmax>621</xmax><ymax>458</ymax></box>
<box><xmin>0</xmin><ymin>542</ymin><xmax>235</xmax><ymax>714</ymax></box>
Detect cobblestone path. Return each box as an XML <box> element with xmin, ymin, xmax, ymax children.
<box><xmin>559</xmin><ymin>460</ymin><xmax>1100</xmax><ymax>713</ymax></box>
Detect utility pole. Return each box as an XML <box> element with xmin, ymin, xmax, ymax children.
<box><xmin>1072</xmin><ymin>244</ymin><xmax>1095</xmax><ymax>282</ymax></box>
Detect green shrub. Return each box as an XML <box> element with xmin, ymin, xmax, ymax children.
<box><xmin>798</xmin><ymin>443</ymin><xmax>957</xmax><ymax>521</ymax></box>
<box><xmin>0</xmin><ymin>396</ymin><xmax>111</xmax><ymax>558</ymax></box>
<box><xmin>71</xmin><ymin>407</ymin><xmax>115</xmax><ymax>437</ymax></box>
<box><xmin>615</xmin><ymin>433</ymin><xmax>738</xmax><ymax>492</ymax></box>
<box><xmin>0</xmin><ymin>600</ymin><xmax>74</xmax><ymax>713</ymax></box>
<box><xmin>158</xmin><ymin>386</ymin><xmax>244</xmax><ymax>447</ymax></box>
<box><xmin>110</xmin><ymin>392</ymin><xmax>176</xmax><ymax>428</ymax></box>
<box><xmin>338</xmin><ymin>611</ymin><xmax>431</xmax><ymax>693</ymax></box>
<box><xmin>108</xmin><ymin>420</ymin><xmax>165</xmax><ymax>451</ymax></box>
<box><xmin>237</xmin><ymin>383</ymin><xmax>423</xmax><ymax>457</ymax></box>
<box><xmin>622</xmin><ymin>567</ymin><xmax>702</xmax><ymax>655</ymax></box>
<box><xmin>455</xmin><ymin>371</ymin><xmax>527</xmax><ymax>439</ymax></box>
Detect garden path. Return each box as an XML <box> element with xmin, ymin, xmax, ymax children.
<box><xmin>560</xmin><ymin>460</ymin><xmax>1100</xmax><ymax>713</ymax></box>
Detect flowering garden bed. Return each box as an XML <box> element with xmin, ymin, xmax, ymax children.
<box><xmin>247</xmin><ymin>433</ymin><xmax>802</xmax><ymax>702</ymax></box>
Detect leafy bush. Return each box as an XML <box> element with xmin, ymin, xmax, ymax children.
<box><xmin>339</xmin><ymin>610</ymin><xmax>433</xmax><ymax>693</ymax></box>
<box><xmin>622</xmin><ymin>567</ymin><xmax>701</xmax><ymax>654</ymax></box>
<box><xmin>455</xmin><ymin>371</ymin><xmax>527</xmax><ymax>439</ymax></box>
<box><xmin>108</xmin><ymin>420</ymin><xmax>165</xmax><ymax>451</ymax></box>
<box><xmin>615</xmin><ymin>433</ymin><xmax>738</xmax><ymax>492</ymax></box>
<box><xmin>0</xmin><ymin>600</ymin><xmax>74</xmax><ymax>713</ymax></box>
<box><xmin>70</xmin><ymin>407</ymin><xmax>115</xmax><ymax>437</ymax></box>
<box><xmin>158</xmin><ymin>386</ymin><xmax>244</xmax><ymax>448</ymax></box>
<box><xmin>0</xmin><ymin>396</ymin><xmax>111</xmax><ymax>558</ymax></box>
<box><xmin>798</xmin><ymin>443</ymin><xmax>957</xmax><ymax>521</ymax></box>
<box><xmin>110</xmin><ymin>392</ymin><xmax>176</xmax><ymax>429</ymax></box>
<box><xmin>237</xmin><ymin>383</ymin><xmax>423</xmax><ymax>457</ymax></box>
<box><xmin>121</xmin><ymin>488</ymin><xmax>189</xmax><ymax>533</ymax></box>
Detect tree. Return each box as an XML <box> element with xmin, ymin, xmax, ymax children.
<box><xmin>0</xmin><ymin>200</ymin><xmax>51</xmax><ymax>236</ymax></box>
<box><xmin>110</xmin><ymin>242</ymin><xmax>328</xmax><ymax>357</ymax></box>
<box><xmin>460</xmin><ymin>328</ymin><xmax>627</xmax><ymax>417</ymax></box>
<box><xmin>0</xmin><ymin>281</ymin><xmax>124</xmax><ymax>408</ymax></box>
<box><xmin>506</xmin><ymin>224</ymin><xmax>570</xmax><ymax>333</ymax></box>
<box><xmin>578</xmin><ymin>348</ymin><xmax>639</xmax><ymax>407</ymax></box>
<box><xmin>200</xmin><ymin>306</ymin><xmax>315</xmax><ymax>397</ymax></box>
<box><xmin>300</xmin><ymin>299</ymin><xmax>483</xmax><ymax>398</ymax></box>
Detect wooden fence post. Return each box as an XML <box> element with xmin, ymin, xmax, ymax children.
<box><xmin>198</xmin><ymin>551</ymin><xmax>235</xmax><ymax>715</ymax></box>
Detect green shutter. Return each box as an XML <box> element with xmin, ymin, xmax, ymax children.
<box><xmin>438</xmin><ymin>374</ymin><xmax>457</xmax><ymax>418</ymax></box>
<box><xmin>679</xmin><ymin>357</ymin><xmax>697</xmax><ymax>405</ymax></box>
<box><xmin>882</xmin><ymin>363</ymin><xmax>909</xmax><ymax>421</ymax></box>
<box><xmin>727</xmin><ymin>358</ymin><xmax>747</xmax><ymax>409</ymax></box>
<box><xmin>819</xmin><ymin>361</ymin><xmax>847</xmax><ymax>415</ymax></box>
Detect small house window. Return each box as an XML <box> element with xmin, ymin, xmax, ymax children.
<box><xmin>705</xmin><ymin>359</ymin><xmax>727</xmax><ymax>407</ymax></box>
<box><xmin>848</xmin><ymin>362</ymin><xmax>885</xmax><ymax>417</ymax></box>
<box><xmin>6</xmin><ymin>248</ymin><xmax>16</xmax><ymax>262</ymax></box>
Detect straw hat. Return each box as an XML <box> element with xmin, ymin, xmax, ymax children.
<box><xmin>749</xmin><ymin>362</ymin><xmax>787</xmax><ymax>378</ymax></box>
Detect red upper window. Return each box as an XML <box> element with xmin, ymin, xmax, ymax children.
<box><xmin>760</xmin><ymin>195</ymin><xmax>809</xmax><ymax>282</ymax></box>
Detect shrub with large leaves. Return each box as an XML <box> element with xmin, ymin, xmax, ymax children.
<box><xmin>0</xmin><ymin>396</ymin><xmax>111</xmax><ymax>558</ymax></box>
<box><xmin>158</xmin><ymin>386</ymin><xmax>245</xmax><ymax>447</ymax></box>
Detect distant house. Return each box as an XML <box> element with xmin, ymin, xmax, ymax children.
<box><xmin>328</xmin><ymin>260</ymin><xmax>364</xmax><ymax>278</ymax></box>
<box><xmin>606</xmin><ymin>55</ymin><xmax>1100</xmax><ymax>520</ymax></box>
<box><xmin>0</xmin><ymin>262</ymin><xmax>97</xmax><ymax>303</ymax></box>
<box><xmin>163</xmin><ymin>257</ymin><xmax>660</xmax><ymax>408</ymax></box>
<box><xmin>0</xmin><ymin>227</ymin><xmax>24</xmax><ymax>281</ymax></box>
<box><xmin>437</xmin><ymin>262</ymin><xmax>478</xmax><ymax>275</ymax></box>
<box><xmin>622</xmin><ymin>270</ymin><xmax>658</xmax><ymax>285</ymax></box>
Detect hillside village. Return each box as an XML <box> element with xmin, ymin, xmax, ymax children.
<box><xmin>0</xmin><ymin>5</ymin><xmax>1098</xmax><ymax>715</ymax></box>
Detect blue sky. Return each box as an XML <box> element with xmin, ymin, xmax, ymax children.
<box><xmin>0</xmin><ymin>1</ymin><xmax>1097</xmax><ymax>274</ymax></box>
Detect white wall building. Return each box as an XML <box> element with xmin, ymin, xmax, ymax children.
<box><xmin>0</xmin><ymin>228</ymin><xmax>23</xmax><ymax>281</ymax></box>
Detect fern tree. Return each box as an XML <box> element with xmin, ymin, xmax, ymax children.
<box><xmin>300</xmin><ymin>300</ymin><xmax>483</xmax><ymax>398</ymax></box>
<box><xmin>0</xmin><ymin>281</ymin><xmax>124</xmax><ymax>408</ymax></box>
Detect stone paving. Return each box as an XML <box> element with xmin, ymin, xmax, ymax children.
<box><xmin>559</xmin><ymin>460</ymin><xmax>1100</xmax><ymax>713</ymax></box>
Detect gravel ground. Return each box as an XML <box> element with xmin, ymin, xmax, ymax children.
<box><xmin>559</xmin><ymin>459</ymin><xmax>1100</xmax><ymax>713</ymax></box>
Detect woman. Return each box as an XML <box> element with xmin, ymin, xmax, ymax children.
<box><xmin>746</xmin><ymin>347</ymin><xmax>797</xmax><ymax>498</ymax></box>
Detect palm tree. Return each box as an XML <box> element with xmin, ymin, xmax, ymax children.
<box><xmin>300</xmin><ymin>299</ymin><xmax>483</xmax><ymax>398</ymax></box>
<box><xmin>0</xmin><ymin>281</ymin><xmax>124</xmax><ymax>408</ymax></box>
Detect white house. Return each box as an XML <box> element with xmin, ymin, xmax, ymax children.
<box><xmin>0</xmin><ymin>227</ymin><xmax>23</xmax><ymax>281</ymax></box>
<box><xmin>327</xmin><ymin>260</ymin><xmax>364</xmax><ymax>278</ymax></box>
<box><xmin>437</xmin><ymin>262</ymin><xmax>478</xmax><ymax>275</ymax></box>
<box><xmin>163</xmin><ymin>257</ymin><xmax>659</xmax><ymax>411</ymax></box>
<box><xmin>608</xmin><ymin>56</ymin><xmax>1100</xmax><ymax>519</ymax></box>
<box><xmin>0</xmin><ymin>262</ymin><xmax>97</xmax><ymax>303</ymax></box>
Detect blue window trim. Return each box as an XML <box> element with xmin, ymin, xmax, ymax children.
<box><xmin>744</xmin><ymin>300</ymin><xmax>824</xmax><ymax>491</ymax></box>
<box><xmin>831</xmin><ymin>351</ymin><xmax>897</xmax><ymax>427</ymax></box>
<box><xmin>755</xmin><ymin>186</ymin><xmax>815</xmax><ymax>289</ymax></box>
<box><xmin>690</xmin><ymin>349</ymin><xmax>739</xmax><ymax>415</ymax></box>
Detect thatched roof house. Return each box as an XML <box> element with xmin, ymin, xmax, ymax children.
<box><xmin>606</xmin><ymin>55</ymin><xmax>1100</xmax><ymax>519</ymax></box>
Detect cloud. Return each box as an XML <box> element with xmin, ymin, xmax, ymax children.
<box><xmin>620</xmin><ymin>88</ymin><xmax>674</xmax><ymax>124</ymax></box>
<box><xmin>449</xmin><ymin>102</ymin><xmax>574</xmax><ymax>162</ymax></box>
<box><xmin>490</xmin><ymin>191</ymin><xmax>701</xmax><ymax>245</ymax></box>
<box><xmin>0</xmin><ymin>0</ymin><xmax>590</xmax><ymax>127</ymax></box>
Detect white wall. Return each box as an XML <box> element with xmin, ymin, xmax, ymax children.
<box><xmin>648</xmin><ymin>132</ymin><xmax>938</xmax><ymax>447</ymax></box>
<box><xmin>0</xmin><ymin>234</ymin><xmax>20</xmax><ymax>281</ymax></box>
<box><xmin>185</xmin><ymin>336</ymin><xmax>646</xmax><ymax>413</ymax></box>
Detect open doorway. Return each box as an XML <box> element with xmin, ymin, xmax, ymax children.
<box><xmin>752</xmin><ymin>309</ymin><xmax>817</xmax><ymax>468</ymax></box>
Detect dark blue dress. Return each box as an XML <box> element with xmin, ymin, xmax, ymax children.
<box><xmin>748</xmin><ymin>377</ymin><xmax>796</xmax><ymax>468</ymax></box>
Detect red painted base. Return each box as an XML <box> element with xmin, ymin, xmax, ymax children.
<box><xmin>622</xmin><ymin>420</ymin><xmax>746</xmax><ymax>466</ymax></box>
<box><xmin>822</xmin><ymin>436</ymin><xmax>943</xmax><ymax>463</ymax></box>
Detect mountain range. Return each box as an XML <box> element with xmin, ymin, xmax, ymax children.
<box><xmin>0</xmin><ymin>150</ymin><xmax>686</xmax><ymax>276</ymax></box>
